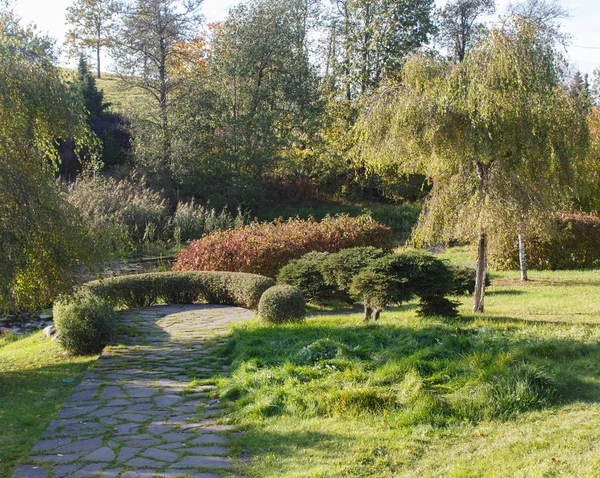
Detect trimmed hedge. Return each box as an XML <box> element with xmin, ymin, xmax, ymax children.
<box><xmin>81</xmin><ymin>271</ymin><xmax>276</xmax><ymax>310</ymax></box>
<box><xmin>173</xmin><ymin>214</ymin><xmax>393</xmax><ymax>278</ymax></box>
<box><xmin>258</xmin><ymin>285</ymin><xmax>306</xmax><ymax>324</ymax></box>
<box><xmin>490</xmin><ymin>212</ymin><xmax>600</xmax><ymax>270</ymax></box>
<box><xmin>54</xmin><ymin>295</ymin><xmax>117</xmax><ymax>355</ymax></box>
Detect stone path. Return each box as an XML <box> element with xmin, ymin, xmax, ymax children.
<box><xmin>13</xmin><ymin>304</ymin><xmax>254</xmax><ymax>478</ymax></box>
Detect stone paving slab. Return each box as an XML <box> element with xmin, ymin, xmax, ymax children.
<box><xmin>14</xmin><ymin>305</ymin><xmax>254</xmax><ymax>478</ymax></box>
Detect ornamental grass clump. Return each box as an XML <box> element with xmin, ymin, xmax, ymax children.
<box><xmin>173</xmin><ymin>214</ymin><xmax>393</xmax><ymax>277</ymax></box>
<box><xmin>258</xmin><ymin>285</ymin><xmax>306</xmax><ymax>324</ymax></box>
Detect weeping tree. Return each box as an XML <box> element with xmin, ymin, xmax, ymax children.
<box><xmin>354</xmin><ymin>15</ymin><xmax>590</xmax><ymax>312</ymax></box>
<box><xmin>0</xmin><ymin>7</ymin><xmax>97</xmax><ymax>312</ymax></box>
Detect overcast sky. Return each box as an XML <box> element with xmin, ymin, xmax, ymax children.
<box><xmin>12</xmin><ymin>0</ymin><xmax>600</xmax><ymax>77</ymax></box>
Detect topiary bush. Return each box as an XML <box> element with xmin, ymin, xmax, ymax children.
<box><xmin>320</xmin><ymin>246</ymin><xmax>388</xmax><ymax>297</ymax></box>
<box><xmin>81</xmin><ymin>271</ymin><xmax>275</xmax><ymax>310</ymax></box>
<box><xmin>54</xmin><ymin>295</ymin><xmax>117</xmax><ymax>355</ymax></box>
<box><xmin>173</xmin><ymin>214</ymin><xmax>393</xmax><ymax>278</ymax></box>
<box><xmin>351</xmin><ymin>251</ymin><xmax>458</xmax><ymax>319</ymax></box>
<box><xmin>258</xmin><ymin>285</ymin><xmax>306</xmax><ymax>324</ymax></box>
<box><xmin>277</xmin><ymin>252</ymin><xmax>336</xmax><ymax>303</ymax></box>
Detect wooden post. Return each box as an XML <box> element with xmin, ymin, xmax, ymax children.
<box><xmin>473</xmin><ymin>231</ymin><xmax>487</xmax><ymax>313</ymax></box>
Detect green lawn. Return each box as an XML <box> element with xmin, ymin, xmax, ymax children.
<box><xmin>2</xmin><ymin>249</ymin><xmax>599</xmax><ymax>477</ymax></box>
<box><xmin>0</xmin><ymin>332</ymin><xmax>97</xmax><ymax>476</ymax></box>
<box><xmin>213</xmin><ymin>253</ymin><xmax>600</xmax><ymax>477</ymax></box>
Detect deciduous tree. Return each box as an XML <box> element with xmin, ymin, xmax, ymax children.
<box><xmin>354</xmin><ymin>15</ymin><xmax>590</xmax><ymax>312</ymax></box>
<box><xmin>436</xmin><ymin>0</ymin><xmax>495</xmax><ymax>63</ymax></box>
<box><xmin>110</xmin><ymin>0</ymin><xmax>203</xmax><ymax>193</ymax></box>
<box><xmin>0</xmin><ymin>6</ymin><xmax>96</xmax><ymax>311</ymax></box>
<box><xmin>65</xmin><ymin>0</ymin><xmax>114</xmax><ymax>78</ymax></box>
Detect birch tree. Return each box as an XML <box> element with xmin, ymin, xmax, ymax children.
<box><xmin>354</xmin><ymin>15</ymin><xmax>589</xmax><ymax>312</ymax></box>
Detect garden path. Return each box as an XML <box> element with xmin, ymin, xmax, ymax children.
<box><xmin>13</xmin><ymin>304</ymin><xmax>253</xmax><ymax>478</ymax></box>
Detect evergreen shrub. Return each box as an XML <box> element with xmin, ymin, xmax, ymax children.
<box><xmin>258</xmin><ymin>285</ymin><xmax>306</xmax><ymax>324</ymax></box>
<box><xmin>320</xmin><ymin>246</ymin><xmax>387</xmax><ymax>296</ymax></box>
<box><xmin>449</xmin><ymin>266</ymin><xmax>490</xmax><ymax>295</ymax></box>
<box><xmin>277</xmin><ymin>252</ymin><xmax>335</xmax><ymax>302</ymax></box>
<box><xmin>351</xmin><ymin>251</ymin><xmax>458</xmax><ymax>318</ymax></box>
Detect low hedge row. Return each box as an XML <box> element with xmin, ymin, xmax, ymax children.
<box><xmin>55</xmin><ymin>271</ymin><xmax>280</xmax><ymax>355</ymax></box>
<box><xmin>490</xmin><ymin>212</ymin><xmax>600</xmax><ymax>270</ymax></box>
<box><xmin>81</xmin><ymin>271</ymin><xmax>276</xmax><ymax>310</ymax></box>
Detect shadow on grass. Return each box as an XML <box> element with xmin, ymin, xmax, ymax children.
<box><xmin>485</xmin><ymin>289</ymin><xmax>527</xmax><ymax>296</ymax></box>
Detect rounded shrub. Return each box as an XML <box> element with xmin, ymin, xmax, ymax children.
<box><xmin>258</xmin><ymin>285</ymin><xmax>306</xmax><ymax>324</ymax></box>
<box><xmin>54</xmin><ymin>295</ymin><xmax>116</xmax><ymax>355</ymax></box>
<box><xmin>277</xmin><ymin>252</ymin><xmax>334</xmax><ymax>302</ymax></box>
<box><xmin>350</xmin><ymin>251</ymin><xmax>458</xmax><ymax>318</ymax></box>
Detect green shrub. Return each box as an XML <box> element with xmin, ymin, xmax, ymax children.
<box><xmin>350</xmin><ymin>269</ymin><xmax>410</xmax><ymax>320</ymax></box>
<box><xmin>81</xmin><ymin>271</ymin><xmax>275</xmax><ymax>310</ymax></box>
<box><xmin>351</xmin><ymin>251</ymin><xmax>457</xmax><ymax>319</ymax></box>
<box><xmin>277</xmin><ymin>252</ymin><xmax>336</xmax><ymax>302</ymax></box>
<box><xmin>490</xmin><ymin>212</ymin><xmax>600</xmax><ymax>270</ymax></box>
<box><xmin>173</xmin><ymin>214</ymin><xmax>393</xmax><ymax>277</ymax></box>
<box><xmin>54</xmin><ymin>295</ymin><xmax>116</xmax><ymax>355</ymax></box>
<box><xmin>320</xmin><ymin>246</ymin><xmax>387</xmax><ymax>295</ymax></box>
<box><xmin>449</xmin><ymin>266</ymin><xmax>490</xmax><ymax>295</ymax></box>
<box><xmin>258</xmin><ymin>285</ymin><xmax>306</xmax><ymax>324</ymax></box>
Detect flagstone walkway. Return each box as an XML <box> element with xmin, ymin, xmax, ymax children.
<box><xmin>13</xmin><ymin>304</ymin><xmax>254</xmax><ymax>478</ymax></box>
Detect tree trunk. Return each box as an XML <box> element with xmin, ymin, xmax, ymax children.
<box><xmin>473</xmin><ymin>231</ymin><xmax>487</xmax><ymax>313</ymax></box>
<box><xmin>363</xmin><ymin>303</ymin><xmax>372</xmax><ymax>321</ymax></box>
<box><xmin>518</xmin><ymin>234</ymin><xmax>528</xmax><ymax>281</ymax></box>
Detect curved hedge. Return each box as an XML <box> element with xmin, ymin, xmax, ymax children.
<box><xmin>80</xmin><ymin>271</ymin><xmax>276</xmax><ymax>310</ymax></box>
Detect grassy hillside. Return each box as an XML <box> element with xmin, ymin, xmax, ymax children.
<box><xmin>62</xmin><ymin>68</ymin><xmax>149</xmax><ymax>114</ymax></box>
<box><xmin>95</xmin><ymin>72</ymin><xmax>149</xmax><ymax>114</ymax></box>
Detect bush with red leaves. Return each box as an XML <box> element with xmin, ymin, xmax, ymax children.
<box><xmin>173</xmin><ymin>214</ymin><xmax>394</xmax><ymax>277</ymax></box>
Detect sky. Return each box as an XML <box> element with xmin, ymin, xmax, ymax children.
<box><xmin>11</xmin><ymin>0</ymin><xmax>600</xmax><ymax>77</ymax></box>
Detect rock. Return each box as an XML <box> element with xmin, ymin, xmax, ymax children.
<box><xmin>40</xmin><ymin>309</ymin><xmax>53</xmax><ymax>319</ymax></box>
<box><xmin>43</xmin><ymin>325</ymin><xmax>56</xmax><ymax>337</ymax></box>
